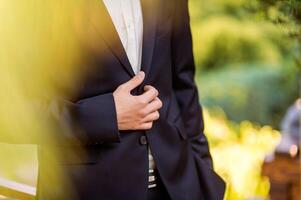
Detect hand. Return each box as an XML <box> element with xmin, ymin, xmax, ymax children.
<box><xmin>113</xmin><ymin>71</ymin><xmax>163</xmax><ymax>130</ymax></box>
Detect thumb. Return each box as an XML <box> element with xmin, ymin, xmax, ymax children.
<box><xmin>123</xmin><ymin>71</ymin><xmax>145</xmax><ymax>92</ymax></box>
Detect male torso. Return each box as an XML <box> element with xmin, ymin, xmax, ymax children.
<box><xmin>103</xmin><ymin>0</ymin><xmax>158</xmax><ymax>189</ymax></box>
<box><xmin>36</xmin><ymin>0</ymin><xmax>225</xmax><ymax>199</ymax></box>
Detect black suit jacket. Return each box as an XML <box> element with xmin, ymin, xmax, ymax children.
<box><xmin>36</xmin><ymin>0</ymin><xmax>226</xmax><ymax>199</ymax></box>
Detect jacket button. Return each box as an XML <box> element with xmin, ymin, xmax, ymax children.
<box><xmin>139</xmin><ymin>135</ymin><xmax>148</xmax><ymax>145</ymax></box>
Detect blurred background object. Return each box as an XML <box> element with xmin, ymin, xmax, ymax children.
<box><xmin>0</xmin><ymin>0</ymin><xmax>87</xmax><ymax>199</ymax></box>
<box><xmin>190</xmin><ymin>0</ymin><xmax>300</xmax><ymax>128</ymax></box>
<box><xmin>261</xmin><ymin>99</ymin><xmax>300</xmax><ymax>200</ymax></box>
<box><xmin>203</xmin><ymin>108</ymin><xmax>281</xmax><ymax>200</ymax></box>
<box><xmin>0</xmin><ymin>0</ymin><xmax>300</xmax><ymax>200</ymax></box>
<box><xmin>280</xmin><ymin>99</ymin><xmax>301</xmax><ymax>147</ymax></box>
<box><xmin>189</xmin><ymin>0</ymin><xmax>300</xmax><ymax>199</ymax></box>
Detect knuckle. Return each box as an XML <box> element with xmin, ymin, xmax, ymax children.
<box><xmin>144</xmin><ymin>123</ymin><xmax>152</xmax><ymax>129</ymax></box>
<box><xmin>118</xmin><ymin>85</ymin><xmax>126</xmax><ymax>91</ymax></box>
<box><xmin>158</xmin><ymin>99</ymin><xmax>163</xmax><ymax>107</ymax></box>
<box><xmin>133</xmin><ymin>121</ymin><xmax>142</xmax><ymax>130</ymax></box>
<box><xmin>135</xmin><ymin>97</ymin><xmax>143</xmax><ymax>104</ymax></box>
<box><xmin>138</xmin><ymin>97</ymin><xmax>147</xmax><ymax>105</ymax></box>
<box><xmin>138</xmin><ymin>110</ymin><xmax>147</xmax><ymax>117</ymax></box>
<box><xmin>154</xmin><ymin>100</ymin><xmax>162</xmax><ymax>109</ymax></box>
<box><xmin>155</xmin><ymin>111</ymin><xmax>160</xmax><ymax>118</ymax></box>
<box><xmin>153</xmin><ymin>88</ymin><xmax>159</xmax><ymax>96</ymax></box>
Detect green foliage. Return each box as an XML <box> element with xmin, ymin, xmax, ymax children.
<box><xmin>246</xmin><ymin>0</ymin><xmax>301</xmax><ymax>25</ymax></box>
<box><xmin>190</xmin><ymin>0</ymin><xmax>300</xmax><ymax>127</ymax></box>
<box><xmin>247</xmin><ymin>0</ymin><xmax>301</xmax><ymax>67</ymax></box>
<box><xmin>190</xmin><ymin>0</ymin><xmax>299</xmax><ymax>71</ymax></box>
<box><xmin>192</xmin><ymin>17</ymin><xmax>289</xmax><ymax>70</ymax></box>
<box><xmin>196</xmin><ymin>64</ymin><xmax>298</xmax><ymax>127</ymax></box>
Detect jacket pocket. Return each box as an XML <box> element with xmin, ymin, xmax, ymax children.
<box><xmin>193</xmin><ymin>154</ymin><xmax>226</xmax><ymax>200</ymax></box>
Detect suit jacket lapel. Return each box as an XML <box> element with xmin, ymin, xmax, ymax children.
<box><xmin>88</xmin><ymin>0</ymin><xmax>158</xmax><ymax>78</ymax></box>
<box><xmin>88</xmin><ymin>0</ymin><xmax>135</xmax><ymax>77</ymax></box>
<box><xmin>141</xmin><ymin>0</ymin><xmax>158</xmax><ymax>78</ymax></box>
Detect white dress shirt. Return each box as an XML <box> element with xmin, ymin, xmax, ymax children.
<box><xmin>103</xmin><ymin>0</ymin><xmax>143</xmax><ymax>74</ymax></box>
<box><xmin>102</xmin><ymin>0</ymin><xmax>157</xmax><ymax>188</ymax></box>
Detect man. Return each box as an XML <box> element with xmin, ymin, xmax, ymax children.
<box><xmin>37</xmin><ymin>0</ymin><xmax>226</xmax><ymax>199</ymax></box>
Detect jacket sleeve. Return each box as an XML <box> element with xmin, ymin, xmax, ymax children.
<box><xmin>54</xmin><ymin>93</ymin><xmax>121</xmax><ymax>145</ymax></box>
<box><xmin>0</xmin><ymin>92</ymin><xmax>121</xmax><ymax>145</ymax></box>
<box><xmin>171</xmin><ymin>0</ymin><xmax>213</xmax><ymax>168</ymax></box>
<box><xmin>60</xmin><ymin>93</ymin><xmax>120</xmax><ymax>144</ymax></box>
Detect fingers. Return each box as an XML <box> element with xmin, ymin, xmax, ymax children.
<box><xmin>122</xmin><ymin>71</ymin><xmax>145</xmax><ymax>92</ymax></box>
<box><xmin>143</xmin><ymin>97</ymin><xmax>163</xmax><ymax>114</ymax></box>
<box><xmin>137</xmin><ymin>122</ymin><xmax>153</xmax><ymax>130</ymax></box>
<box><xmin>137</xmin><ymin>85</ymin><xmax>158</xmax><ymax>104</ymax></box>
<box><xmin>141</xmin><ymin>111</ymin><xmax>160</xmax><ymax>123</ymax></box>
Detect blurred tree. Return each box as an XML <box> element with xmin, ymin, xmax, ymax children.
<box><xmin>190</xmin><ymin>0</ymin><xmax>300</xmax><ymax>127</ymax></box>
<box><xmin>246</xmin><ymin>0</ymin><xmax>301</xmax><ymax>66</ymax></box>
